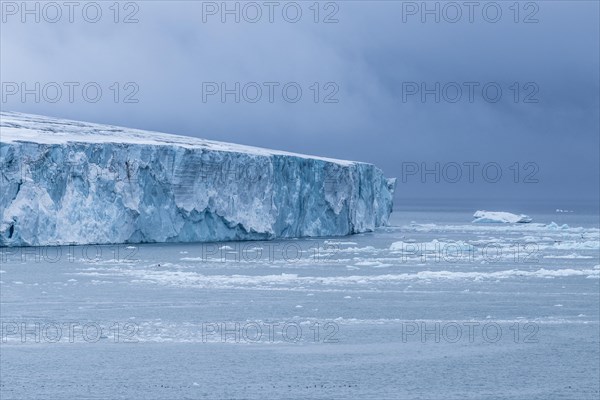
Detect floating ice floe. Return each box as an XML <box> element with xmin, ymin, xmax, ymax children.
<box><xmin>545</xmin><ymin>222</ymin><xmax>570</xmax><ymax>230</ymax></box>
<box><xmin>472</xmin><ymin>210</ymin><xmax>532</xmax><ymax>224</ymax></box>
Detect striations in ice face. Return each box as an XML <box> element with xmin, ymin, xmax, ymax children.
<box><xmin>0</xmin><ymin>112</ymin><xmax>396</xmax><ymax>246</ymax></box>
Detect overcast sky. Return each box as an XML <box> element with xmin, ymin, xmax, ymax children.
<box><xmin>1</xmin><ymin>1</ymin><xmax>598</xmax><ymax>208</ymax></box>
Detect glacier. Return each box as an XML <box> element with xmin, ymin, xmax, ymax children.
<box><xmin>0</xmin><ymin>112</ymin><xmax>396</xmax><ymax>247</ymax></box>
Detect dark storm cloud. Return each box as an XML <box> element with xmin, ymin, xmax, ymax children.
<box><xmin>1</xmin><ymin>1</ymin><xmax>598</xmax><ymax>205</ymax></box>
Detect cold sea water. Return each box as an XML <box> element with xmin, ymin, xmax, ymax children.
<box><xmin>1</xmin><ymin>199</ymin><xmax>598</xmax><ymax>399</ymax></box>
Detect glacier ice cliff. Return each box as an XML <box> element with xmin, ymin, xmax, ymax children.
<box><xmin>0</xmin><ymin>112</ymin><xmax>396</xmax><ymax>247</ymax></box>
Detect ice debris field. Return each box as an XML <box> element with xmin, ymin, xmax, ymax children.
<box><xmin>1</xmin><ymin>210</ymin><xmax>598</xmax><ymax>399</ymax></box>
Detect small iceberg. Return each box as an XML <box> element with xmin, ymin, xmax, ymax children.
<box><xmin>546</xmin><ymin>222</ymin><xmax>569</xmax><ymax>230</ymax></box>
<box><xmin>472</xmin><ymin>211</ymin><xmax>532</xmax><ymax>224</ymax></box>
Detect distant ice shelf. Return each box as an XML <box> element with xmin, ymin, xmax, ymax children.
<box><xmin>0</xmin><ymin>112</ymin><xmax>396</xmax><ymax>246</ymax></box>
<box><xmin>472</xmin><ymin>210</ymin><xmax>532</xmax><ymax>224</ymax></box>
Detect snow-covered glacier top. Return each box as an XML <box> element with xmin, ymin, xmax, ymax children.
<box><xmin>1</xmin><ymin>111</ymin><xmax>354</xmax><ymax>165</ymax></box>
<box><xmin>1</xmin><ymin>112</ymin><xmax>395</xmax><ymax>246</ymax></box>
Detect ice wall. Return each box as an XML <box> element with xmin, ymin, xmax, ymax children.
<box><xmin>0</xmin><ymin>112</ymin><xmax>395</xmax><ymax>246</ymax></box>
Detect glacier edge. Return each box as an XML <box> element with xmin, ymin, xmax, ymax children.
<box><xmin>0</xmin><ymin>111</ymin><xmax>396</xmax><ymax>247</ymax></box>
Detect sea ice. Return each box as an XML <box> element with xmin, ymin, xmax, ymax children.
<box><xmin>472</xmin><ymin>210</ymin><xmax>532</xmax><ymax>224</ymax></box>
